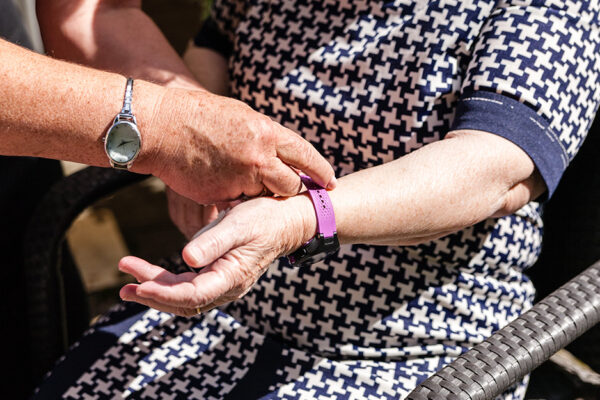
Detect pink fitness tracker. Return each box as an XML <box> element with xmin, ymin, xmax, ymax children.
<box><xmin>287</xmin><ymin>175</ymin><xmax>340</xmax><ymax>267</ymax></box>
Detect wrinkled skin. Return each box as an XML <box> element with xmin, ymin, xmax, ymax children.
<box><xmin>149</xmin><ymin>88</ymin><xmax>336</xmax><ymax>204</ymax></box>
<box><xmin>119</xmin><ymin>195</ymin><xmax>314</xmax><ymax>317</ymax></box>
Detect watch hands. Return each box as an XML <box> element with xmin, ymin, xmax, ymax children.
<box><xmin>117</xmin><ymin>140</ymin><xmax>135</xmax><ymax>148</ymax></box>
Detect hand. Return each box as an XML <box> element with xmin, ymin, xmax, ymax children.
<box><xmin>141</xmin><ymin>88</ymin><xmax>336</xmax><ymax>204</ymax></box>
<box><xmin>166</xmin><ymin>187</ymin><xmax>238</xmax><ymax>240</ymax></box>
<box><xmin>119</xmin><ymin>195</ymin><xmax>316</xmax><ymax>317</ymax></box>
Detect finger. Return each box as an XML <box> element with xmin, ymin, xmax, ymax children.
<box><xmin>118</xmin><ymin>256</ymin><xmax>179</xmax><ymax>284</ymax></box>
<box><xmin>195</xmin><ymin>301</ymin><xmax>218</xmax><ymax>314</ymax></box>
<box><xmin>120</xmin><ymin>284</ymin><xmax>200</xmax><ymax>317</ymax></box>
<box><xmin>182</xmin><ymin>196</ymin><xmax>204</xmax><ymax>238</ymax></box>
<box><xmin>194</xmin><ymin>296</ymin><xmax>237</xmax><ymax>313</ymax></box>
<box><xmin>239</xmin><ymin>182</ymin><xmax>267</xmax><ymax>199</ymax></box>
<box><xmin>275</xmin><ymin>129</ymin><xmax>337</xmax><ymax>189</ymax></box>
<box><xmin>166</xmin><ymin>190</ymin><xmax>185</xmax><ymax>235</ymax></box>
<box><xmin>261</xmin><ymin>160</ymin><xmax>303</xmax><ymax>197</ymax></box>
<box><xmin>133</xmin><ymin>264</ymin><xmax>235</xmax><ymax>309</ymax></box>
<box><xmin>182</xmin><ymin>217</ymin><xmax>241</xmax><ymax>268</ymax></box>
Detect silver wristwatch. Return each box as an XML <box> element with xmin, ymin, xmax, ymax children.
<box><xmin>104</xmin><ymin>78</ymin><xmax>142</xmax><ymax>170</ymax></box>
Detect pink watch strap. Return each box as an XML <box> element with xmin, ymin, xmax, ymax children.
<box><xmin>300</xmin><ymin>175</ymin><xmax>337</xmax><ymax>238</ymax></box>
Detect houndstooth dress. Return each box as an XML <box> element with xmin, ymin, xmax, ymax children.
<box><xmin>34</xmin><ymin>1</ymin><xmax>600</xmax><ymax>399</ymax></box>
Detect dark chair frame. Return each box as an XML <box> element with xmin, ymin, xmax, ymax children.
<box><xmin>406</xmin><ymin>260</ymin><xmax>600</xmax><ymax>399</ymax></box>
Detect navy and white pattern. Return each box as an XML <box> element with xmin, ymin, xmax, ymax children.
<box><xmin>34</xmin><ymin>0</ymin><xmax>600</xmax><ymax>399</ymax></box>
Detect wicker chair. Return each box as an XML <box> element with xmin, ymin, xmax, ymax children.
<box><xmin>22</xmin><ymin>126</ymin><xmax>599</xmax><ymax>398</ymax></box>
<box><xmin>407</xmin><ymin>106</ymin><xmax>600</xmax><ymax>400</ymax></box>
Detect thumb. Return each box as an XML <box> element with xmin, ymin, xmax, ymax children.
<box><xmin>182</xmin><ymin>211</ymin><xmax>238</xmax><ymax>268</ymax></box>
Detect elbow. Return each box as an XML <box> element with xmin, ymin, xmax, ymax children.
<box><xmin>444</xmin><ymin>129</ymin><xmax>547</xmax><ymax>217</ymax></box>
<box><xmin>492</xmin><ymin>169</ymin><xmax>546</xmax><ymax>218</ymax></box>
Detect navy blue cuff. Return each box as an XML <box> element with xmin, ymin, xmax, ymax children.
<box><xmin>452</xmin><ymin>90</ymin><xmax>568</xmax><ymax>199</ymax></box>
<box><xmin>193</xmin><ymin>18</ymin><xmax>233</xmax><ymax>59</ymax></box>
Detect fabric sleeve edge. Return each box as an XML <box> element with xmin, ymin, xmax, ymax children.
<box><xmin>451</xmin><ymin>90</ymin><xmax>568</xmax><ymax>200</ymax></box>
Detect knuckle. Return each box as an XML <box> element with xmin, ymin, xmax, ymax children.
<box><xmin>242</xmin><ymin>119</ymin><xmax>260</xmax><ymax>142</ymax></box>
<box><xmin>298</xmin><ymin>141</ymin><xmax>316</xmax><ymax>163</ymax></box>
<box><xmin>215</xmin><ymin>267</ymin><xmax>237</xmax><ymax>291</ymax></box>
<box><xmin>278</xmin><ymin>181</ymin><xmax>299</xmax><ymax>197</ymax></box>
<box><xmin>208</xmin><ymin>234</ymin><xmax>226</xmax><ymax>256</ymax></box>
<box><xmin>252</xmin><ymin>154</ymin><xmax>268</xmax><ymax>174</ymax></box>
<box><xmin>243</xmin><ymin>114</ymin><xmax>271</xmax><ymax>141</ymax></box>
<box><xmin>271</xmin><ymin>170</ymin><xmax>301</xmax><ymax>197</ymax></box>
<box><xmin>182</xmin><ymin>286</ymin><xmax>204</xmax><ymax>309</ymax></box>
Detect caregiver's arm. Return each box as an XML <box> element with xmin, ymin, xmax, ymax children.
<box><xmin>38</xmin><ymin>0</ymin><xmax>230</xmax><ymax>96</ymax></box>
<box><xmin>0</xmin><ymin>38</ymin><xmax>163</xmax><ymax>169</ymax></box>
<box><xmin>0</xmin><ymin>38</ymin><xmax>334</xmax><ymax>203</ymax></box>
<box><xmin>34</xmin><ymin>0</ymin><xmax>336</xmax><ymax>200</ymax></box>
<box><xmin>37</xmin><ymin>0</ymin><xmax>234</xmax><ymax>232</ymax></box>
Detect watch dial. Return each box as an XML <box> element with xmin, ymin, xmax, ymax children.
<box><xmin>106</xmin><ymin>122</ymin><xmax>140</xmax><ymax>164</ymax></box>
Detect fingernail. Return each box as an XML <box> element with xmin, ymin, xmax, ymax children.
<box><xmin>119</xmin><ymin>288</ymin><xmax>129</xmax><ymax>301</ymax></box>
<box><xmin>327</xmin><ymin>176</ymin><xmax>338</xmax><ymax>190</ymax></box>
<box><xmin>184</xmin><ymin>246</ymin><xmax>203</xmax><ymax>267</ymax></box>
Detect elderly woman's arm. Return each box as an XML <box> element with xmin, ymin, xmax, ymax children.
<box><xmin>118</xmin><ymin>0</ymin><xmax>598</xmax><ymax>316</ymax></box>
<box><xmin>316</xmin><ymin>130</ymin><xmax>544</xmax><ymax>246</ymax></box>
<box><xmin>118</xmin><ymin>129</ymin><xmax>544</xmax><ymax>315</ymax></box>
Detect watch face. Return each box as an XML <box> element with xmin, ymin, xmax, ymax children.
<box><xmin>105</xmin><ymin>121</ymin><xmax>141</xmax><ymax>164</ymax></box>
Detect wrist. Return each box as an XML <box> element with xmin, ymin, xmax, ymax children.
<box><xmin>285</xmin><ymin>177</ymin><xmax>340</xmax><ymax>267</ymax></box>
<box><xmin>128</xmin><ymin>80</ymin><xmax>209</xmax><ymax>177</ymax></box>
<box><xmin>283</xmin><ymin>193</ymin><xmax>318</xmax><ymax>254</ymax></box>
<box><xmin>127</xmin><ymin>82</ymin><xmax>178</xmax><ymax>176</ymax></box>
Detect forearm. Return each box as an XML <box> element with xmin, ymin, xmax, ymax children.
<box><xmin>0</xmin><ymin>39</ymin><xmax>163</xmax><ymax>171</ymax></box>
<box><xmin>291</xmin><ymin>130</ymin><xmax>545</xmax><ymax>247</ymax></box>
<box><xmin>36</xmin><ymin>0</ymin><xmax>200</xmax><ymax>90</ymax></box>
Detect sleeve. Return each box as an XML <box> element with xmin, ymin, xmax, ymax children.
<box><xmin>451</xmin><ymin>0</ymin><xmax>600</xmax><ymax>198</ymax></box>
<box><xmin>193</xmin><ymin>0</ymin><xmax>248</xmax><ymax>59</ymax></box>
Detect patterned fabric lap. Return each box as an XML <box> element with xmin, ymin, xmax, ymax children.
<box><xmin>36</xmin><ymin>305</ymin><xmax>529</xmax><ymax>399</ymax></box>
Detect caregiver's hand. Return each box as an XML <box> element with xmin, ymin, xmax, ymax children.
<box><xmin>143</xmin><ymin>88</ymin><xmax>336</xmax><ymax>204</ymax></box>
<box><xmin>118</xmin><ymin>195</ymin><xmax>317</xmax><ymax>317</ymax></box>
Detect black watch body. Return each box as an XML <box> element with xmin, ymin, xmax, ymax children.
<box><xmin>288</xmin><ymin>233</ymin><xmax>340</xmax><ymax>268</ymax></box>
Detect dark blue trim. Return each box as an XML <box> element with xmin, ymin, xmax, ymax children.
<box><xmin>193</xmin><ymin>18</ymin><xmax>233</xmax><ymax>59</ymax></box>
<box><xmin>452</xmin><ymin>90</ymin><xmax>567</xmax><ymax>199</ymax></box>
